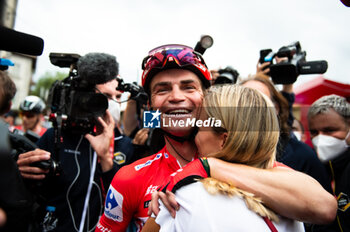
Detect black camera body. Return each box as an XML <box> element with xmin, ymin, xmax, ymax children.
<box><xmin>116</xmin><ymin>78</ymin><xmax>148</xmax><ymax>105</ymax></box>
<box><xmin>48</xmin><ymin>53</ymin><xmax>108</xmax><ymax>135</ymax></box>
<box><xmin>8</xmin><ymin>129</ymin><xmax>59</xmax><ymax>175</ymax></box>
<box><xmin>259</xmin><ymin>41</ymin><xmax>328</xmax><ymax>84</ymax></box>
<box><xmin>214</xmin><ymin>66</ymin><xmax>239</xmax><ymax>85</ymax></box>
<box><xmin>9</xmin><ymin>129</ymin><xmax>38</xmax><ymax>160</ymax></box>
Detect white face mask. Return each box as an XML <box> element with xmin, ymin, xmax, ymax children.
<box><xmin>312</xmin><ymin>132</ymin><xmax>350</xmax><ymax>163</ymax></box>
<box><xmin>108</xmin><ymin>100</ymin><xmax>121</xmax><ymax>125</ymax></box>
<box><xmin>293</xmin><ymin>131</ymin><xmax>302</xmax><ymax>141</ymax></box>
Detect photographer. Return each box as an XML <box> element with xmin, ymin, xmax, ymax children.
<box><xmin>0</xmin><ymin>71</ymin><xmax>16</xmax><ymax>121</ymax></box>
<box><xmin>256</xmin><ymin>47</ymin><xmax>333</xmax><ymax>231</ymax></box>
<box><xmin>0</xmin><ymin>70</ymin><xmax>34</xmax><ymax>232</ymax></box>
<box><xmin>120</xmin><ymin>79</ymin><xmax>160</xmax><ymax>161</ymax></box>
<box><xmin>16</xmin><ymin>53</ymin><xmax>132</xmax><ymax>231</ymax></box>
<box><xmin>210</xmin><ymin>66</ymin><xmax>239</xmax><ymax>85</ymax></box>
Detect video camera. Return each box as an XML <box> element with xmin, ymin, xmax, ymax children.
<box><xmin>214</xmin><ymin>66</ymin><xmax>239</xmax><ymax>85</ymax></box>
<box><xmin>8</xmin><ymin>129</ymin><xmax>59</xmax><ymax>174</ymax></box>
<box><xmin>48</xmin><ymin>53</ymin><xmax>108</xmax><ymax>135</ymax></box>
<box><xmin>259</xmin><ymin>41</ymin><xmax>328</xmax><ymax>84</ymax></box>
<box><xmin>116</xmin><ymin>78</ymin><xmax>148</xmax><ymax>105</ymax></box>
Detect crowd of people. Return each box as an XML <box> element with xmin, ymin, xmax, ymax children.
<box><xmin>0</xmin><ymin>43</ymin><xmax>348</xmax><ymax>232</ymax></box>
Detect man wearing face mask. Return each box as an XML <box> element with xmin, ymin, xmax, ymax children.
<box><xmin>308</xmin><ymin>94</ymin><xmax>350</xmax><ymax>232</ymax></box>
<box><xmin>292</xmin><ymin>119</ymin><xmax>307</xmax><ymax>143</ymax></box>
<box><xmin>94</xmin><ymin>73</ymin><xmax>134</xmax><ymax>167</ymax></box>
<box><xmin>16</xmin><ymin>53</ymin><xmax>134</xmax><ymax>231</ymax></box>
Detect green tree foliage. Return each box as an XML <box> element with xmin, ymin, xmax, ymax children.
<box><xmin>30</xmin><ymin>71</ymin><xmax>67</xmax><ymax>102</ymax></box>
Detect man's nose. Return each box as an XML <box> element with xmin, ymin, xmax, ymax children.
<box><xmin>168</xmin><ymin>86</ymin><xmax>185</xmax><ymax>102</ymax></box>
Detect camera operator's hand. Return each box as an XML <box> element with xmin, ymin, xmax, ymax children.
<box><xmin>256</xmin><ymin>61</ymin><xmax>271</xmax><ymax>76</ymax></box>
<box><xmin>257</xmin><ymin>56</ymin><xmax>289</xmax><ymax>76</ymax></box>
<box><xmin>122</xmin><ymin>99</ymin><xmax>138</xmax><ymax>137</ymax></box>
<box><xmin>85</xmin><ymin>110</ymin><xmax>115</xmax><ymax>172</ymax></box>
<box><xmin>132</xmin><ymin>128</ymin><xmax>149</xmax><ymax>145</ymax></box>
<box><xmin>210</xmin><ymin>69</ymin><xmax>220</xmax><ymax>84</ymax></box>
<box><xmin>16</xmin><ymin>149</ymin><xmax>50</xmax><ymax>180</ymax></box>
<box><xmin>0</xmin><ymin>208</ymin><xmax>6</xmax><ymax>227</ymax></box>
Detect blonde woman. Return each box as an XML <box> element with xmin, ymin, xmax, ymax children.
<box><xmin>152</xmin><ymin>85</ymin><xmax>304</xmax><ymax>231</ymax></box>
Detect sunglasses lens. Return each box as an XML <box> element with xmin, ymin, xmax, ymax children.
<box><xmin>143</xmin><ymin>45</ymin><xmax>202</xmax><ymax>71</ymax></box>
<box><xmin>21</xmin><ymin>112</ymin><xmax>35</xmax><ymax>118</ymax></box>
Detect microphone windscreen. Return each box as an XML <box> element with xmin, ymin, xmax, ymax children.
<box><xmin>0</xmin><ymin>26</ymin><xmax>44</xmax><ymax>56</ymax></box>
<box><xmin>77</xmin><ymin>53</ymin><xmax>119</xmax><ymax>85</ymax></box>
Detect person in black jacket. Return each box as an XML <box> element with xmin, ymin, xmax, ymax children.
<box><xmin>308</xmin><ymin>94</ymin><xmax>350</xmax><ymax>232</ymax></box>
<box><xmin>0</xmin><ymin>70</ymin><xmax>34</xmax><ymax>232</ymax></box>
<box><xmin>16</xmin><ymin>53</ymin><xmax>134</xmax><ymax>231</ymax></box>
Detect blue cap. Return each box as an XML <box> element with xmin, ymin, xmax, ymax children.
<box><xmin>0</xmin><ymin>58</ymin><xmax>14</xmax><ymax>66</ymax></box>
<box><xmin>46</xmin><ymin>206</ymin><xmax>56</xmax><ymax>212</ymax></box>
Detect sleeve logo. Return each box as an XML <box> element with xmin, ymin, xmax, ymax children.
<box><xmin>105</xmin><ymin>186</ymin><xmax>124</xmax><ymax>222</ymax></box>
<box><xmin>113</xmin><ymin>152</ymin><xmax>126</xmax><ymax>165</ymax></box>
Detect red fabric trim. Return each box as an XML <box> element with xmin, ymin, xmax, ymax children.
<box><xmin>263</xmin><ymin>217</ymin><xmax>278</xmax><ymax>232</ymax></box>
<box><xmin>100</xmin><ymin>177</ymin><xmax>106</xmax><ymax>204</ymax></box>
<box><xmin>273</xmin><ymin>161</ymin><xmax>292</xmax><ymax>169</ymax></box>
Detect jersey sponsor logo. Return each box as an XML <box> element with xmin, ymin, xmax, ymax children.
<box><xmin>113</xmin><ymin>152</ymin><xmax>126</xmax><ymax>165</ymax></box>
<box><xmin>193</xmin><ymin>63</ymin><xmax>207</xmax><ymax>72</ymax></box>
<box><xmin>144</xmin><ymin>200</ymin><xmax>151</xmax><ymax>208</ymax></box>
<box><xmin>135</xmin><ymin>153</ymin><xmax>162</xmax><ymax>171</ymax></box>
<box><xmin>105</xmin><ymin>186</ymin><xmax>124</xmax><ymax>222</ymax></box>
<box><xmin>170</xmin><ymin>168</ymin><xmax>183</xmax><ymax>177</ymax></box>
<box><xmin>145</xmin><ymin>185</ymin><xmax>159</xmax><ymax>196</ymax></box>
<box><xmin>96</xmin><ymin>223</ymin><xmax>112</xmax><ymax>232</ymax></box>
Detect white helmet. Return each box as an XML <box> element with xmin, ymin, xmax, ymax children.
<box><xmin>20</xmin><ymin>95</ymin><xmax>46</xmax><ymax>113</ymax></box>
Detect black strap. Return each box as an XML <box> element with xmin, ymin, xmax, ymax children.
<box><xmin>159</xmin><ymin>127</ymin><xmax>198</xmax><ymax>143</ymax></box>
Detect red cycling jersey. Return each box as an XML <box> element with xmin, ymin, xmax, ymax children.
<box><xmin>15</xmin><ymin>125</ymin><xmax>47</xmax><ymax>137</ymax></box>
<box><xmin>96</xmin><ymin>146</ymin><xmax>182</xmax><ymax>232</ymax></box>
<box><xmin>96</xmin><ymin>146</ymin><xmax>290</xmax><ymax>232</ymax></box>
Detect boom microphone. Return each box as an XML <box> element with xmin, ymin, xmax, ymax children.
<box><xmin>340</xmin><ymin>0</ymin><xmax>350</xmax><ymax>7</ymax></box>
<box><xmin>0</xmin><ymin>26</ymin><xmax>44</xmax><ymax>56</ymax></box>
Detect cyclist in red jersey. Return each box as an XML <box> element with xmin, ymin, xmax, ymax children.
<box><xmin>96</xmin><ymin>44</ymin><xmax>336</xmax><ymax>232</ymax></box>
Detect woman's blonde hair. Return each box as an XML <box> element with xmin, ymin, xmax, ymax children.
<box><xmin>203</xmin><ymin>84</ymin><xmax>279</xmax><ymax>169</ymax></box>
<box><xmin>200</xmin><ymin>84</ymin><xmax>280</xmax><ymax>222</ymax></box>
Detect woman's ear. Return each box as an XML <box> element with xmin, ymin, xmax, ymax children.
<box><xmin>220</xmin><ymin>132</ymin><xmax>228</xmax><ymax>149</ymax></box>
